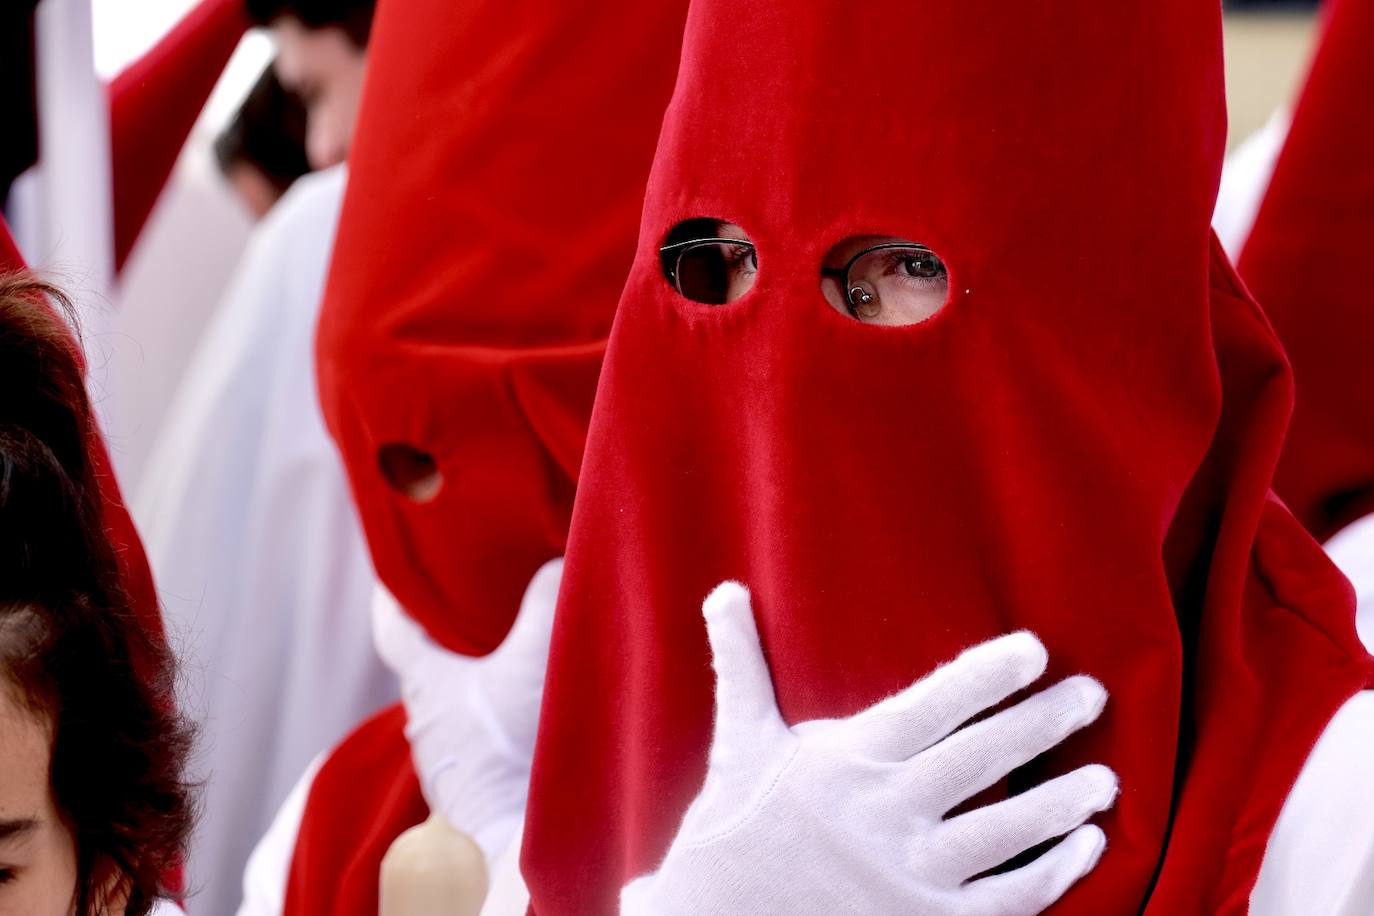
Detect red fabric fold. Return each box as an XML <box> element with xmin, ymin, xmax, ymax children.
<box><xmin>282</xmin><ymin>704</ymin><xmax>429</xmax><ymax>916</ymax></box>
<box><xmin>521</xmin><ymin>2</ymin><xmax>1372</xmax><ymax>912</ymax></box>
<box><xmin>1238</xmin><ymin>0</ymin><xmax>1374</xmax><ymax>544</ymax></box>
<box><xmin>109</xmin><ymin>0</ymin><xmax>248</xmax><ymax>270</ymax></box>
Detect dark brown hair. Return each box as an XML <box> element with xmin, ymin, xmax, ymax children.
<box><xmin>214</xmin><ymin>63</ymin><xmax>312</xmax><ymax>196</ymax></box>
<box><xmin>0</xmin><ymin>273</ymin><xmax>195</xmax><ymax>916</ymax></box>
<box><xmin>244</xmin><ymin>0</ymin><xmax>374</xmax><ymax>47</ymax></box>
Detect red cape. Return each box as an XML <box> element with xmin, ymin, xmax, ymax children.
<box><xmin>1239</xmin><ymin>0</ymin><xmax>1374</xmax><ymax>543</ymax></box>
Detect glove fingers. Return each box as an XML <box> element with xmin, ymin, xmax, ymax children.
<box><xmin>701</xmin><ymin>581</ymin><xmax>787</xmax><ymax>761</ymax></box>
<box><xmin>912</xmin><ymin>675</ymin><xmax>1107</xmax><ymax>813</ymax></box>
<box><xmin>934</xmin><ymin>764</ymin><xmax>1117</xmax><ymax>881</ymax></box>
<box><xmin>958</xmin><ymin>824</ymin><xmax>1106</xmax><ymax>916</ymax></box>
<box><xmin>840</xmin><ymin>632</ymin><xmax>1049</xmax><ymax>762</ymax></box>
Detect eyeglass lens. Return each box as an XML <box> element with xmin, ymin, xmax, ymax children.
<box><xmin>674</xmin><ymin>240</ymin><xmax>758</xmax><ymax>305</ymax></box>
<box><xmin>844</xmin><ymin>246</ymin><xmax>948</xmax><ymax>321</ymax></box>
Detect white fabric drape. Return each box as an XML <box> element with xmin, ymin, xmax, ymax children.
<box><xmin>135</xmin><ymin>165</ymin><xmax>396</xmax><ymax>916</ymax></box>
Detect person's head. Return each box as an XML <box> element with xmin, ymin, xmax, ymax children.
<box><xmin>0</xmin><ymin>274</ymin><xmax>194</xmax><ymax>916</ymax></box>
<box><xmin>246</xmin><ymin>0</ymin><xmax>375</xmax><ymax>169</ymax></box>
<box><xmin>215</xmin><ymin>63</ymin><xmax>312</xmax><ymax>219</ymax></box>
<box><xmin>659</xmin><ymin>220</ymin><xmax>949</xmax><ymax>326</ymax></box>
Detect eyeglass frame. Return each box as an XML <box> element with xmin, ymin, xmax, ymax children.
<box><xmin>659</xmin><ymin>237</ymin><xmax>943</xmax><ymax>317</ymax></box>
<box><xmin>819</xmin><ymin>242</ymin><xmax>942</xmax><ymax>317</ymax></box>
<box><xmin>659</xmin><ymin>237</ymin><xmax>759</xmax><ymax>296</ymax></box>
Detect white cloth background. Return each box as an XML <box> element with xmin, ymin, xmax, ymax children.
<box><xmin>135</xmin><ymin>165</ymin><xmax>397</xmax><ymax>916</ymax></box>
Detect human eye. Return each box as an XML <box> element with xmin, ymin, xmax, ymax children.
<box><xmin>725</xmin><ymin>243</ymin><xmax>758</xmax><ymax>276</ymax></box>
<box><xmin>889</xmin><ymin>250</ymin><xmax>946</xmax><ymax>282</ymax></box>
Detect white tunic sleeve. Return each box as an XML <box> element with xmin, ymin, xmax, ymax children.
<box><xmin>478</xmin><ymin>825</ymin><xmax>532</xmax><ymax>916</ymax></box>
<box><xmin>233</xmin><ymin>753</ymin><xmax>325</xmax><ymax>916</ymax></box>
<box><xmin>1250</xmin><ymin>513</ymin><xmax>1374</xmax><ymax>915</ymax></box>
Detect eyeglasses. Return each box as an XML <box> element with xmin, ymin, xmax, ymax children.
<box><xmin>660</xmin><ymin>237</ymin><xmax>949</xmax><ymax>321</ymax></box>
<box><xmin>660</xmin><ymin>237</ymin><xmax>759</xmax><ymax>305</ymax></box>
<box><xmin>820</xmin><ymin>243</ymin><xmax>948</xmax><ymax>320</ymax></box>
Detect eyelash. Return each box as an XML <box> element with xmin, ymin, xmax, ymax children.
<box><xmin>0</xmin><ymin>867</ymin><xmax>15</xmax><ymax>885</ymax></box>
<box><xmin>883</xmin><ymin>253</ymin><xmax>947</xmax><ymax>286</ymax></box>
<box><xmin>726</xmin><ymin>245</ymin><xmax>758</xmax><ymax>274</ymax></box>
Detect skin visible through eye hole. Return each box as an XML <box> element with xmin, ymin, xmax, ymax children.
<box><xmin>713</xmin><ymin>222</ymin><xmax>758</xmax><ymax>303</ymax></box>
<box><xmin>821</xmin><ymin>234</ymin><xmax>950</xmax><ymax>326</ymax></box>
<box><xmin>271</xmin><ymin>18</ymin><xmax>368</xmax><ymax>170</ymax></box>
<box><xmin>0</xmin><ymin>681</ymin><xmax>78</xmax><ymax>916</ymax></box>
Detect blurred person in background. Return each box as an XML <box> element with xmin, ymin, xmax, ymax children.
<box><xmin>246</xmin><ymin>0</ymin><xmax>371</xmax><ymax>170</ymax></box>
<box><xmin>134</xmin><ymin>3</ymin><xmax>385</xmax><ymax>913</ymax></box>
<box><xmin>214</xmin><ymin>63</ymin><xmax>311</xmax><ymax>220</ymax></box>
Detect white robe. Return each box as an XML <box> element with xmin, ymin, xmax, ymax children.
<box><xmin>135</xmin><ymin>165</ymin><xmax>398</xmax><ymax>916</ymax></box>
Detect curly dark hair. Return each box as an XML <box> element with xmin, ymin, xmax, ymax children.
<box><xmin>0</xmin><ymin>273</ymin><xmax>196</xmax><ymax>916</ymax></box>
<box><xmin>244</xmin><ymin>0</ymin><xmax>374</xmax><ymax>47</ymax></box>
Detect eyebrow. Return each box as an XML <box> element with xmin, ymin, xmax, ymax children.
<box><xmin>0</xmin><ymin>818</ymin><xmax>37</xmax><ymax>843</ymax></box>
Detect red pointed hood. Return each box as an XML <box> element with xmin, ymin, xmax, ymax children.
<box><xmin>316</xmin><ymin>0</ymin><xmax>688</xmax><ymax>655</ymax></box>
<box><xmin>109</xmin><ymin>0</ymin><xmax>248</xmax><ymax>270</ymax></box>
<box><xmin>523</xmin><ymin>1</ymin><xmax>1374</xmax><ymax>912</ymax></box>
<box><xmin>1239</xmin><ymin>0</ymin><xmax>1374</xmax><ymax>543</ymax></box>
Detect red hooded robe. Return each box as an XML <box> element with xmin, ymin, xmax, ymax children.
<box><xmin>523</xmin><ymin>1</ymin><xmax>1374</xmax><ymax>912</ymax></box>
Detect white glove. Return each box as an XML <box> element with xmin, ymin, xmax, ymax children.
<box><xmin>371</xmin><ymin>558</ymin><xmax>562</xmax><ymax>864</ymax></box>
<box><xmin>621</xmin><ymin>582</ymin><xmax>1116</xmax><ymax>916</ymax></box>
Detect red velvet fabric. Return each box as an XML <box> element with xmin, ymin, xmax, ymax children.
<box><xmin>108</xmin><ymin>0</ymin><xmax>247</xmax><ymax>271</ymax></box>
<box><xmin>1238</xmin><ymin>0</ymin><xmax>1374</xmax><ymax>544</ymax></box>
<box><xmin>0</xmin><ymin>216</ymin><xmax>162</xmax><ymax>648</ymax></box>
<box><xmin>282</xmin><ymin>704</ymin><xmax>429</xmax><ymax>916</ymax></box>
<box><xmin>522</xmin><ymin>2</ymin><xmax>1374</xmax><ymax>913</ymax></box>
<box><xmin>316</xmin><ymin>0</ymin><xmax>688</xmax><ymax>655</ymax></box>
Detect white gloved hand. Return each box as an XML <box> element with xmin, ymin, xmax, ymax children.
<box><xmin>371</xmin><ymin>558</ymin><xmax>562</xmax><ymax>864</ymax></box>
<box><xmin>621</xmin><ymin>582</ymin><xmax>1116</xmax><ymax>916</ymax></box>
